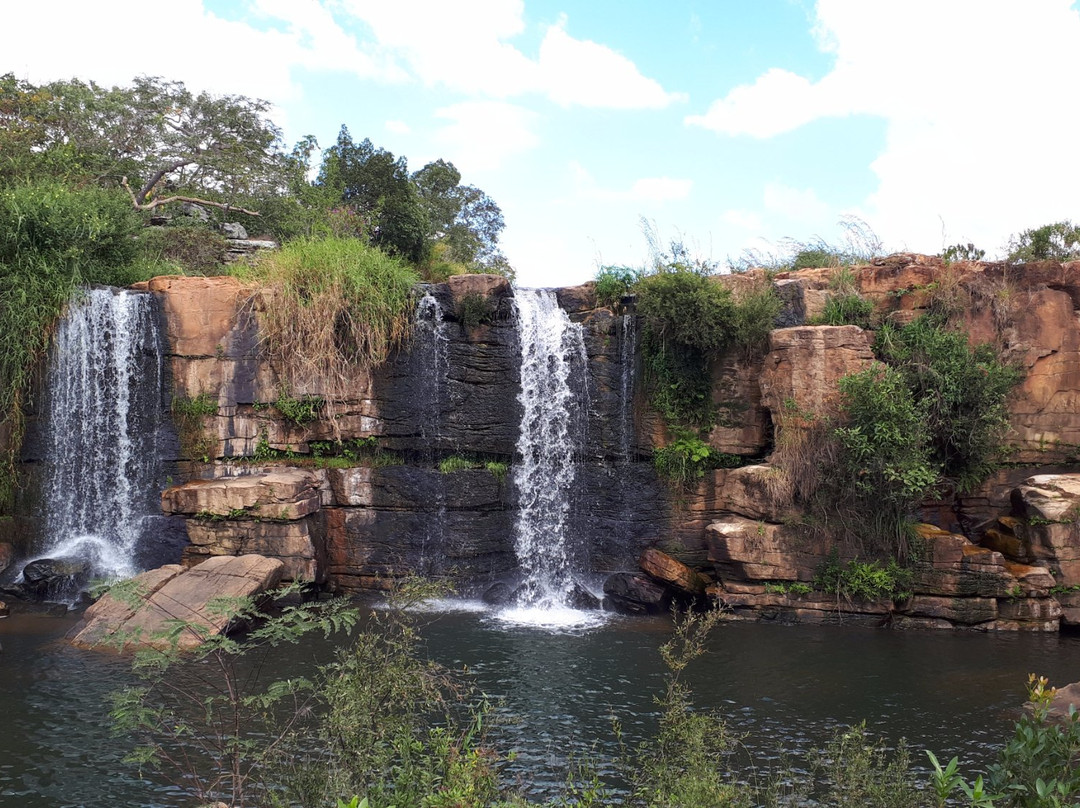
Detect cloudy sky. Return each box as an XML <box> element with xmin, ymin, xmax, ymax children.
<box><xmin>8</xmin><ymin>1</ymin><xmax>1080</xmax><ymax>287</ymax></box>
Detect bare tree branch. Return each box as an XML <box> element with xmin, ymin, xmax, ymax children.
<box><xmin>121</xmin><ymin>176</ymin><xmax>261</xmax><ymax>217</ymax></box>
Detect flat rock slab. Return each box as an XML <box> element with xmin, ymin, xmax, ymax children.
<box><xmin>69</xmin><ymin>555</ymin><xmax>284</xmax><ymax>650</ymax></box>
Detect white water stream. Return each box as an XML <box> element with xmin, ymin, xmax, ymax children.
<box><xmin>506</xmin><ymin>289</ymin><xmax>593</xmax><ymax>622</ymax></box>
<box><xmin>36</xmin><ymin>287</ymin><xmax>166</xmax><ymax>581</ymax></box>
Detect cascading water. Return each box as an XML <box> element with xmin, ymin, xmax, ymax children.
<box><xmin>416</xmin><ymin>291</ymin><xmax>450</xmax><ymax>572</ymax></box>
<box><xmin>509</xmin><ymin>289</ymin><xmax>589</xmax><ymax>613</ymax></box>
<box><xmin>619</xmin><ymin>313</ymin><xmax>637</xmax><ymax>462</ymax></box>
<box><xmin>35</xmin><ymin>286</ymin><xmax>167</xmax><ymax>583</ymax></box>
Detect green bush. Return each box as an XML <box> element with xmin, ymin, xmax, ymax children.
<box><xmin>636</xmin><ymin>269</ymin><xmax>779</xmax><ymax>434</ymax></box>
<box><xmin>0</xmin><ymin>181</ymin><xmax>140</xmax><ymax>271</ymax></box>
<box><xmin>456</xmin><ymin>291</ymin><xmax>495</xmax><ymax>327</ymax></box>
<box><xmin>874</xmin><ymin>315</ymin><xmax>1022</xmax><ymax>491</ymax></box>
<box><xmin>438</xmin><ymin>455</ymin><xmax>475</xmax><ymax>473</ymax></box>
<box><xmin>137</xmin><ymin>224</ymin><xmax>228</xmax><ymax>275</ymax></box>
<box><xmin>819</xmin><ymin>293</ymin><xmax>875</xmax><ymax>327</ymax></box>
<box><xmin>275</xmin><ymin>392</ymin><xmax>323</xmax><ymax>426</ymax></box>
<box><xmin>594</xmin><ymin>266</ymin><xmax>637</xmax><ymax>309</ymax></box>
<box><xmin>653</xmin><ymin>436</ymin><xmax>742</xmax><ymax>489</ymax></box>
<box><xmin>814</xmin><ymin>552</ymin><xmax>914</xmax><ymax>601</ymax></box>
<box><xmin>834</xmin><ymin>363</ymin><xmax>938</xmax><ymax>507</ymax></box>
<box><xmin>1006</xmin><ymin>220</ymin><xmax>1080</xmax><ymax>263</ymax></box>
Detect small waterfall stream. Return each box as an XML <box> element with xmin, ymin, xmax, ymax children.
<box><xmin>416</xmin><ymin>290</ymin><xmax>450</xmax><ymax>572</ymax></box>
<box><xmin>36</xmin><ymin>287</ymin><xmax>167</xmax><ymax>581</ymax></box>
<box><xmin>510</xmin><ymin>289</ymin><xmax>588</xmax><ymax>611</ymax></box>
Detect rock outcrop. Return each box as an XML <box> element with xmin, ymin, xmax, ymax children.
<box><xmin>68</xmin><ymin>554</ymin><xmax>284</xmax><ymax>650</ymax></box>
<box><xmin>17</xmin><ymin>255</ymin><xmax>1080</xmax><ymax>632</ymax></box>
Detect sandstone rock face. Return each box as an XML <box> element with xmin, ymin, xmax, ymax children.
<box><xmin>0</xmin><ymin>542</ymin><xmax>13</xmax><ymax>575</ymax></box>
<box><xmin>1011</xmin><ymin>473</ymin><xmax>1080</xmax><ymax>586</ymax></box>
<box><xmin>639</xmin><ymin>547</ymin><xmax>707</xmax><ymax>594</ymax></box>
<box><xmin>68</xmin><ymin>555</ymin><xmax>284</xmax><ymax>650</ymax></box>
<box><xmin>759</xmin><ymin>326</ymin><xmax>875</xmax><ymax>417</ymax></box>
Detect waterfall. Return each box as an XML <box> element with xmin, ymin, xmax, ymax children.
<box><xmin>511</xmin><ymin>289</ymin><xmax>587</xmax><ymax>609</ymax></box>
<box><xmin>416</xmin><ymin>291</ymin><xmax>449</xmax><ymax>572</ymax></box>
<box><xmin>619</xmin><ymin>313</ymin><xmax>637</xmax><ymax>462</ymax></box>
<box><xmin>36</xmin><ymin>287</ymin><xmax>167</xmax><ymax>581</ymax></box>
<box><xmin>416</xmin><ymin>290</ymin><xmax>449</xmax><ymax>452</ymax></box>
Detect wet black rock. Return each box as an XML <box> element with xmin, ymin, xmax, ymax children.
<box><xmin>21</xmin><ymin>558</ymin><xmax>89</xmax><ymax>599</ymax></box>
<box><xmin>602</xmin><ymin>572</ymin><xmax>669</xmax><ymax>614</ymax></box>
<box><xmin>567</xmin><ymin>580</ymin><xmax>601</xmax><ymax>610</ymax></box>
<box><xmin>482</xmin><ymin>581</ymin><xmax>515</xmax><ymax>606</ymax></box>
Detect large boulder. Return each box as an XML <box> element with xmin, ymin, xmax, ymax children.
<box><xmin>21</xmin><ymin>558</ymin><xmax>90</xmax><ymax>600</ymax></box>
<box><xmin>602</xmin><ymin>572</ymin><xmax>668</xmax><ymax>614</ymax></box>
<box><xmin>68</xmin><ymin>554</ymin><xmax>285</xmax><ymax>650</ymax></box>
<box><xmin>639</xmin><ymin>547</ymin><xmax>708</xmax><ymax>594</ymax></box>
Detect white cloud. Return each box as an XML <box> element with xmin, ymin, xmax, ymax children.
<box><xmin>432</xmin><ymin>102</ymin><xmax>540</xmax><ymax>172</ymax></box>
<box><xmin>687</xmin><ymin>0</ymin><xmax>1080</xmax><ymax>256</ymax></box>
<box><xmin>571</xmin><ymin>162</ymin><xmax>692</xmax><ymax>202</ymax></box>
<box><xmin>763</xmin><ymin>182</ymin><xmax>831</xmax><ymax>223</ymax></box>
<box><xmin>385</xmin><ymin>120</ymin><xmax>412</xmax><ymax>134</ymax></box>
<box><xmin>339</xmin><ymin>1</ymin><xmax>680</xmax><ymax>108</ymax></box>
<box><xmin>4</xmin><ymin>0</ymin><xmax>397</xmax><ymax>131</ymax></box>
<box><xmin>539</xmin><ymin>18</ymin><xmax>684</xmax><ymax>109</ymax></box>
<box><xmin>721</xmin><ymin>209</ymin><xmax>764</xmax><ymax>231</ymax></box>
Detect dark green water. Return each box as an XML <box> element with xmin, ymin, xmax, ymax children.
<box><xmin>3</xmin><ymin>606</ymin><xmax>1080</xmax><ymax>807</ymax></box>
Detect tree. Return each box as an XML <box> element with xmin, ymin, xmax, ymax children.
<box><xmin>413</xmin><ymin>159</ymin><xmax>509</xmax><ymax>272</ymax></box>
<box><xmin>317</xmin><ymin>127</ymin><xmax>428</xmax><ymax>262</ymax></box>
<box><xmin>1006</xmin><ymin>220</ymin><xmax>1080</xmax><ymax>262</ymax></box>
<box><xmin>0</xmin><ymin>73</ymin><xmax>285</xmax><ymax>215</ymax></box>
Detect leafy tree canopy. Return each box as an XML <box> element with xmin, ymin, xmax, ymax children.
<box><xmin>1006</xmin><ymin>220</ymin><xmax>1080</xmax><ymax>263</ymax></box>
<box><xmin>0</xmin><ymin>74</ymin><xmax>286</xmax><ymax>214</ymax></box>
<box><xmin>318</xmin><ymin>127</ymin><xmax>509</xmax><ymax>272</ymax></box>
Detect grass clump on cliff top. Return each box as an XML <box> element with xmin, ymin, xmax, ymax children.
<box><xmin>231</xmin><ymin>236</ymin><xmax>419</xmax><ymax>428</ymax></box>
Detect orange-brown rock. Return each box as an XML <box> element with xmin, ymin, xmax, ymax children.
<box><xmin>639</xmin><ymin>547</ymin><xmax>707</xmax><ymax>594</ymax></box>
<box><xmin>447</xmin><ymin>273</ymin><xmax>511</xmax><ymax>305</ymax></box>
<box><xmin>162</xmin><ymin>469</ymin><xmax>322</xmax><ymax>521</ymax></box>
<box><xmin>183</xmin><ymin>519</ymin><xmax>321</xmax><ymax>581</ymax></box>
<box><xmin>706</xmin><ymin>352</ymin><xmax>770</xmax><ymax>456</ymax></box>
<box><xmin>706</xmin><ymin>516</ymin><xmax>828</xmax><ymax>581</ymax></box>
<box><xmin>69</xmin><ymin>556</ymin><xmax>284</xmax><ymax>650</ymax></box>
<box><xmin>759</xmin><ymin>325</ymin><xmax>875</xmax><ymax>419</ymax></box>
<box><xmin>149</xmin><ymin>275</ymin><xmax>251</xmax><ymax>358</ymax></box>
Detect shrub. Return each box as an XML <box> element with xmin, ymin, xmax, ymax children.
<box><xmin>1006</xmin><ymin>220</ymin><xmax>1080</xmax><ymax>263</ymax></box>
<box><xmin>636</xmin><ymin>269</ymin><xmax>779</xmax><ymax>434</ymax></box>
<box><xmin>819</xmin><ymin>293</ymin><xmax>874</xmax><ymax>328</ymax></box>
<box><xmin>594</xmin><ymin>266</ymin><xmax>637</xmax><ymax>309</ymax></box>
<box><xmin>137</xmin><ymin>224</ymin><xmax>228</xmax><ymax>275</ymax></box>
<box><xmin>814</xmin><ymin>552</ymin><xmax>914</xmax><ymax>601</ymax></box>
<box><xmin>835</xmin><ymin>363</ymin><xmax>938</xmax><ymax>507</ymax></box>
<box><xmin>874</xmin><ymin>315</ymin><xmax>1022</xmax><ymax>491</ymax></box>
<box><xmin>275</xmin><ymin>392</ymin><xmax>323</xmax><ymax>426</ymax></box>
<box><xmin>455</xmin><ymin>291</ymin><xmax>495</xmax><ymax>327</ymax></box>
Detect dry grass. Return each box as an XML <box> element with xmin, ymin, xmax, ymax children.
<box><xmin>232</xmin><ymin>237</ymin><xmax>419</xmax><ymax>435</ymax></box>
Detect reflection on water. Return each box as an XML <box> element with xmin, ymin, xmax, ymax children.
<box><xmin>4</xmin><ymin>607</ymin><xmax>1080</xmax><ymax>806</ymax></box>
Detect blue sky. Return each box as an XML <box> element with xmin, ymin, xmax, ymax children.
<box><xmin>9</xmin><ymin>1</ymin><xmax>1080</xmax><ymax>286</ymax></box>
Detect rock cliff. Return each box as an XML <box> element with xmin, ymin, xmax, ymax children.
<box><xmin>15</xmin><ymin>255</ymin><xmax>1080</xmax><ymax>631</ymax></box>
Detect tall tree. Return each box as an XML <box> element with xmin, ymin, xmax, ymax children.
<box><xmin>319</xmin><ymin>127</ymin><xmax>428</xmax><ymax>262</ymax></box>
<box><xmin>413</xmin><ymin>159</ymin><xmax>509</xmax><ymax>272</ymax></box>
<box><xmin>0</xmin><ymin>73</ymin><xmax>285</xmax><ymax>214</ymax></box>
